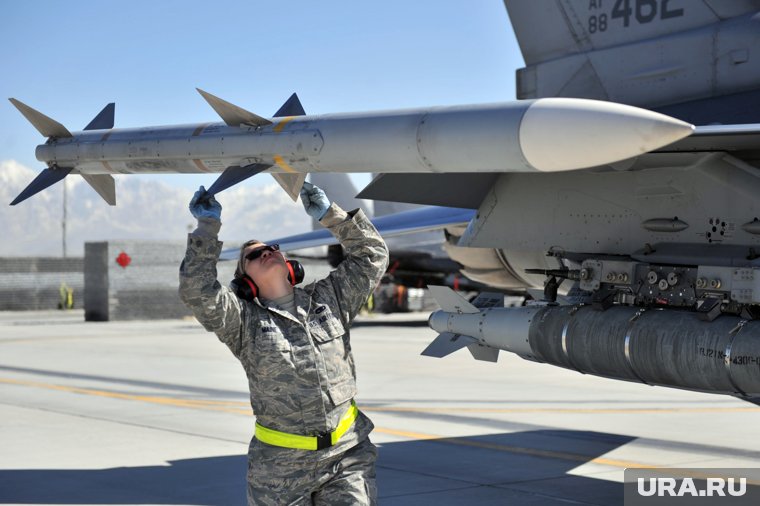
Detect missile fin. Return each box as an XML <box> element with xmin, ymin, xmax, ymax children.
<box><xmin>471</xmin><ymin>292</ymin><xmax>504</xmax><ymax>309</ymax></box>
<box><xmin>206</xmin><ymin>163</ymin><xmax>272</xmax><ymax>196</ymax></box>
<box><xmin>427</xmin><ymin>285</ymin><xmax>479</xmax><ymax>314</ymax></box>
<box><xmin>81</xmin><ymin>174</ymin><xmax>116</xmax><ymax>205</ymax></box>
<box><xmin>84</xmin><ymin>103</ymin><xmax>115</xmax><ymax>130</ymax></box>
<box><xmin>272</xmin><ymin>172</ymin><xmax>307</xmax><ymax>202</ymax></box>
<box><xmin>421</xmin><ymin>332</ymin><xmax>476</xmax><ymax>358</ymax></box>
<box><xmin>195</xmin><ymin>88</ymin><xmax>272</xmax><ymax>127</ymax></box>
<box><xmin>467</xmin><ymin>343</ymin><xmax>499</xmax><ymax>362</ymax></box>
<box><xmin>273</xmin><ymin>93</ymin><xmax>306</xmax><ymax>117</ymax></box>
<box><xmin>8</xmin><ymin>98</ymin><xmax>72</xmax><ymax>138</ymax></box>
<box><xmin>10</xmin><ymin>166</ymin><xmax>73</xmax><ymax>205</ymax></box>
<box><xmin>269</xmin><ymin>95</ymin><xmax>307</xmax><ymax>199</ymax></box>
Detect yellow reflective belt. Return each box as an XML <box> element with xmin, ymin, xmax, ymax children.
<box><xmin>255</xmin><ymin>401</ymin><xmax>359</xmax><ymax>451</ymax></box>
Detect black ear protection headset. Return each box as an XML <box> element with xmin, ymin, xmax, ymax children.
<box><xmin>230</xmin><ymin>246</ymin><xmax>305</xmax><ymax>301</ymax></box>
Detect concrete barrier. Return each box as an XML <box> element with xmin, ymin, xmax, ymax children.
<box><xmin>84</xmin><ymin>241</ymin><xmax>331</xmax><ymax>321</ymax></box>
<box><xmin>84</xmin><ymin>241</ymin><xmax>233</xmax><ymax>321</ymax></box>
<box><xmin>0</xmin><ymin>257</ymin><xmax>83</xmax><ymax>310</ymax></box>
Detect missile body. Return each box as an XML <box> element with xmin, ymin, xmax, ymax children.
<box><xmin>34</xmin><ymin>98</ymin><xmax>693</xmax><ymax>177</ymax></box>
<box><xmin>425</xmin><ymin>287</ymin><xmax>760</xmax><ymax>398</ymax></box>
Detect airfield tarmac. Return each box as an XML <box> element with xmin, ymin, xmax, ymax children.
<box><xmin>1</xmin><ymin>310</ymin><xmax>759</xmax><ymax>505</ymax></box>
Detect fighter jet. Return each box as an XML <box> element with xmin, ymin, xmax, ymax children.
<box><xmin>264</xmin><ymin>0</ymin><xmax>760</xmax><ymax>404</ymax></box>
<box><xmin>358</xmin><ymin>1</ymin><xmax>760</xmax><ymax>403</ymax></box>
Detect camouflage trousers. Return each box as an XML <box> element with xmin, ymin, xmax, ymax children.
<box><xmin>247</xmin><ymin>436</ymin><xmax>378</xmax><ymax>505</ymax></box>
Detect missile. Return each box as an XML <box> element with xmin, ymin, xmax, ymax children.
<box><xmin>9</xmin><ymin>90</ymin><xmax>693</xmax><ymax>205</ymax></box>
<box><xmin>424</xmin><ymin>285</ymin><xmax>760</xmax><ymax>400</ymax></box>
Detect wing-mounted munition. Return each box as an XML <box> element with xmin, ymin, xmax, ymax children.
<box><xmin>7</xmin><ymin>93</ymin><xmax>693</xmax><ymax>205</ymax></box>
<box><xmin>424</xmin><ymin>285</ymin><xmax>760</xmax><ymax>401</ymax></box>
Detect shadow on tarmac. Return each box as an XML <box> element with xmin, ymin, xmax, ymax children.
<box><xmin>0</xmin><ymin>430</ymin><xmax>627</xmax><ymax>505</ymax></box>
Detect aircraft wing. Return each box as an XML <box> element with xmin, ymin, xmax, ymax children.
<box><xmin>661</xmin><ymin>124</ymin><xmax>760</xmax><ymax>162</ymax></box>
<box><xmin>359</xmin><ymin>124</ymin><xmax>760</xmax><ymax>208</ymax></box>
<box><xmin>220</xmin><ymin>206</ymin><xmax>474</xmax><ymax>260</ymax></box>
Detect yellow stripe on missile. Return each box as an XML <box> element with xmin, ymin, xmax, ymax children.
<box><xmin>273</xmin><ymin>116</ymin><xmax>295</xmax><ymax>133</ymax></box>
<box><xmin>273</xmin><ymin>154</ymin><xmax>298</xmax><ymax>173</ymax></box>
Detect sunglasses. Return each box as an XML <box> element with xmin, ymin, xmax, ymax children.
<box><xmin>244</xmin><ymin>244</ymin><xmax>280</xmax><ymax>262</ymax></box>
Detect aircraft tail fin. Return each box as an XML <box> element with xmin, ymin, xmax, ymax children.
<box><xmin>10</xmin><ymin>167</ymin><xmax>73</xmax><ymax>205</ymax></box>
<box><xmin>84</xmin><ymin>103</ymin><xmax>115</xmax><ymax>131</ymax></box>
<box><xmin>8</xmin><ymin>98</ymin><xmax>72</xmax><ymax>138</ymax></box>
<box><xmin>504</xmin><ymin>0</ymin><xmax>753</xmax><ymax>68</ymax></box>
<box><xmin>504</xmin><ymin>0</ymin><xmax>760</xmax><ymax>113</ymax></box>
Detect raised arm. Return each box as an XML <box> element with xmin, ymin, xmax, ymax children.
<box><xmin>178</xmin><ymin>187</ymin><xmax>245</xmax><ymax>358</ymax></box>
<box><xmin>301</xmin><ymin>182</ymin><xmax>389</xmax><ymax>324</ymax></box>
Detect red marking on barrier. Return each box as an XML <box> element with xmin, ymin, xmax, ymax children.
<box><xmin>116</xmin><ymin>252</ymin><xmax>131</xmax><ymax>268</ymax></box>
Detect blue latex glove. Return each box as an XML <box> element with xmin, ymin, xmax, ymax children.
<box><xmin>300</xmin><ymin>181</ymin><xmax>331</xmax><ymax>220</ymax></box>
<box><xmin>189</xmin><ymin>186</ymin><xmax>222</xmax><ymax>220</ymax></box>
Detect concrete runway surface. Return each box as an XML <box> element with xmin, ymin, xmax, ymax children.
<box><xmin>1</xmin><ymin>309</ymin><xmax>759</xmax><ymax>505</ymax></box>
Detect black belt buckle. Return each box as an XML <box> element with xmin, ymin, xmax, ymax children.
<box><xmin>316</xmin><ymin>432</ymin><xmax>332</xmax><ymax>450</ymax></box>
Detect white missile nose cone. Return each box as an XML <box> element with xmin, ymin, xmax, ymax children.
<box><xmin>518</xmin><ymin>98</ymin><xmax>695</xmax><ymax>172</ymax></box>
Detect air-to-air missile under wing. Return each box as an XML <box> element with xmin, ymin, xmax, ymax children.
<box><xmin>8</xmin><ymin>89</ymin><xmax>693</xmax><ymax>205</ymax></box>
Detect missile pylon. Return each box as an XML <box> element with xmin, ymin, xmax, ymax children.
<box><xmin>423</xmin><ymin>285</ymin><xmax>760</xmax><ymax>402</ymax></box>
<box><xmin>9</xmin><ymin>90</ymin><xmax>694</xmax><ymax>205</ymax></box>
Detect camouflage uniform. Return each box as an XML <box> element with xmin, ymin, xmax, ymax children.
<box><xmin>179</xmin><ymin>203</ymin><xmax>389</xmax><ymax>505</ymax></box>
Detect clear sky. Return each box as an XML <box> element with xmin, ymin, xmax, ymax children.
<box><xmin>0</xmin><ymin>0</ymin><xmax>524</xmax><ymax>193</ymax></box>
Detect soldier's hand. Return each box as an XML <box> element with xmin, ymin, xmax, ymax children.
<box><xmin>189</xmin><ymin>186</ymin><xmax>222</xmax><ymax>221</ymax></box>
<box><xmin>300</xmin><ymin>181</ymin><xmax>331</xmax><ymax>220</ymax></box>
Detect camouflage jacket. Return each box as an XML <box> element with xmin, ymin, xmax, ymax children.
<box><xmin>179</xmin><ymin>203</ymin><xmax>388</xmax><ymax>455</ymax></box>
